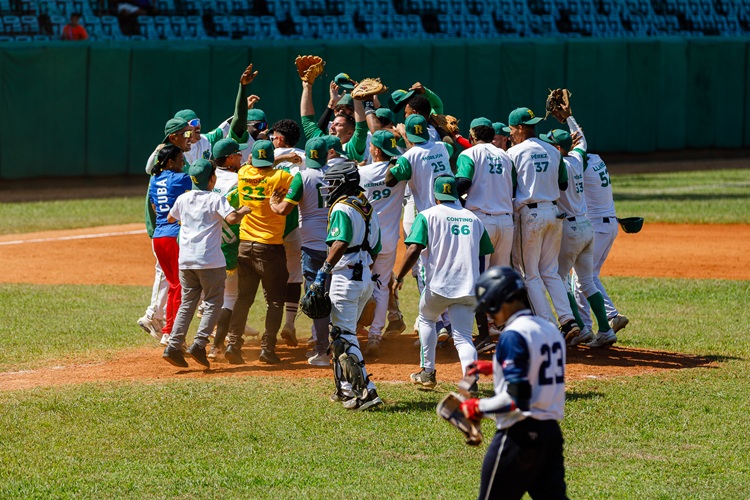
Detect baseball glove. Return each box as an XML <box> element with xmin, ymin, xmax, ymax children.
<box><xmin>351</xmin><ymin>77</ymin><xmax>388</xmax><ymax>100</ymax></box>
<box><xmin>545</xmin><ymin>88</ymin><xmax>572</xmax><ymax>122</ymax></box>
<box><xmin>295</xmin><ymin>55</ymin><xmax>325</xmax><ymax>84</ymax></box>
<box><xmin>437</xmin><ymin>392</ymin><xmax>483</xmax><ymax>446</ymax></box>
<box><xmin>431</xmin><ymin>114</ymin><xmax>460</xmax><ymax>135</ymax></box>
<box><xmin>300</xmin><ymin>287</ymin><xmax>332</xmax><ymax>319</ymax></box>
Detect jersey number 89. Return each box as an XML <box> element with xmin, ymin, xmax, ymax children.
<box><xmin>371</xmin><ymin>189</ymin><xmax>391</xmax><ymax>201</ymax></box>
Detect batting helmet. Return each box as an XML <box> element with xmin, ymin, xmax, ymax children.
<box><xmin>320</xmin><ymin>161</ymin><xmax>360</xmax><ymax>206</ymax></box>
<box><xmin>475</xmin><ymin>266</ymin><xmax>526</xmax><ymax>314</ymax></box>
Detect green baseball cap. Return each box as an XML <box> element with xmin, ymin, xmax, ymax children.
<box><xmin>508</xmin><ymin>107</ymin><xmax>543</xmax><ymax>127</ymax></box>
<box><xmin>539</xmin><ymin>129</ymin><xmax>573</xmax><ymax>150</ymax></box>
<box><xmin>325</xmin><ymin>135</ymin><xmax>346</xmax><ymax>156</ymax></box>
<box><xmin>163</xmin><ymin>117</ymin><xmax>189</xmax><ymax>143</ymax></box>
<box><xmin>337</xmin><ymin>93</ymin><xmax>353</xmax><ymax>108</ymax></box>
<box><xmin>188</xmin><ymin>159</ymin><xmax>215</xmax><ymax>190</ymax></box>
<box><xmin>493</xmin><ymin>122</ymin><xmax>510</xmax><ymax>136</ymax></box>
<box><xmin>469</xmin><ymin>117</ymin><xmax>492</xmax><ymax>130</ymax></box>
<box><xmin>174</xmin><ymin>109</ymin><xmax>198</xmax><ymax>122</ymax></box>
<box><xmin>305</xmin><ymin>137</ymin><xmax>328</xmax><ymax>169</ymax></box>
<box><xmin>388</xmin><ymin>89</ymin><xmax>415</xmax><ymax>113</ymax></box>
<box><xmin>251</xmin><ymin>139</ymin><xmax>274</xmax><ymax>167</ymax></box>
<box><xmin>247</xmin><ymin>109</ymin><xmax>267</xmax><ymax>122</ymax></box>
<box><xmin>371</xmin><ymin>129</ymin><xmax>400</xmax><ymax>157</ymax></box>
<box><xmin>213</xmin><ymin>138</ymin><xmax>248</xmax><ymax>159</ymax></box>
<box><xmin>334</xmin><ymin>72</ymin><xmax>355</xmax><ymax>91</ymax></box>
<box><xmin>405</xmin><ymin>114</ymin><xmax>429</xmax><ymax>143</ymax></box>
<box><xmin>433</xmin><ymin>175</ymin><xmax>458</xmax><ymax>202</ymax></box>
<box><xmin>375</xmin><ymin>107</ymin><xmax>396</xmax><ymax>124</ymax></box>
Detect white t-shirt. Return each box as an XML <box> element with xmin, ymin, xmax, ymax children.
<box><xmin>169</xmin><ymin>190</ymin><xmax>234</xmax><ymax>270</ymax></box>
<box><xmin>359</xmin><ymin>160</ymin><xmax>406</xmax><ymax>255</ymax></box>
<box><xmin>405</xmin><ymin>201</ymin><xmax>492</xmax><ymax>299</ymax></box>
<box><xmin>456</xmin><ymin>143</ymin><xmax>514</xmax><ymax>215</ymax></box>
<box><xmin>507</xmin><ymin>138</ymin><xmax>564</xmax><ymax>208</ymax></box>
<box><xmin>583</xmin><ymin>153</ymin><xmax>616</xmax><ymax>218</ymax></box>
<box><xmin>557</xmin><ymin>148</ymin><xmax>587</xmax><ymax>217</ymax></box>
<box><xmin>391</xmin><ymin>139</ymin><xmax>453</xmax><ymax>214</ymax></box>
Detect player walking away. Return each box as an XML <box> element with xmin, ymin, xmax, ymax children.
<box><xmin>467</xmin><ymin>266</ymin><xmax>567</xmax><ymax>500</ymax></box>
<box><xmin>148</xmin><ymin>144</ymin><xmax>192</xmax><ymax>346</ymax></box>
<box><xmin>393</xmin><ymin>176</ymin><xmax>494</xmax><ymax>389</ymax></box>
<box><xmin>270</xmin><ymin>119</ymin><xmax>307</xmax><ymax>348</ymax></box>
<box><xmin>223</xmin><ymin>140</ymin><xmax>293</xmax><ymax>365</ymax></box>
<box><xmin>313</xmin><ymin>162</ymin><xmax>383</xmax><ymax>410</ymax></box>
<box><xmin>492</xmin><ymin>122</ymin><xmax>512</xmax><ymax>151</ymax></box>
<box><xmin>505</xmin><ymin>107</ymin><xmax>580</xmax><ymax>340</ymax></box>
<box><xmin>456</xmin><ymin>118</ymin><xmax>515</xmax><ymax>353</ymax></box>
<box><xmin>357</xmin><ymin>130</ymin><xmax>407</xmax><ymax>356</ymax></box>
<box><xmin>269</xmin><ymin>137</ymin><xmax>332</xmax><ymax>366</ymax></box>
<box><xmin>162</xmin><ymin>160</ymin><xmax>251</xmax><ymax>368</ymax></box>
<box><xmin>574</xmin><ymin>151</ymin><xmax>629</xmax><ymax>338</ymax></box>
<box><xmin>541</xmin><ymin>111</ymin><xmax>618</xmax><ymax>348</ymax></box>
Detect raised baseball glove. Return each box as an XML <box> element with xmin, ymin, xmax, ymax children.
<box><xmin>295</xmin><ymin>55</ymin><xmax>325</xmax><ymax>84</ymax></box>
<box><xmin>431</xmin><ymin>114</ymin><xmax>460</xmax><ymax>135</ymax></box>
<box><xmin>437</xmin><ymin>392</ymin><xmax>483</xmax><ymax>446</ymax></box>
<box><xmin>351</xmin><ymin>78</ymin><xmax>388</xmax><ymax>100</ymax></box>
<box><xmin>300</xmin><ymin>286</ymin><xmax>332</xmax><ymax>319</ymax></box>
<box><xmin>545</xmin><ymin>88</ymin><xmax>572</xmax><ymax>122</ymax></box>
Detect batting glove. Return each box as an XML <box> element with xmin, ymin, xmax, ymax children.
<box><xmin>466</xmin><ymin>360</ymin><xmax>493</xmax><ymax>377</ymax></box>
<box><xmin>460</xmin><ymin>398</ymin><xmax>482</xmax><ymax>421</ymax></box>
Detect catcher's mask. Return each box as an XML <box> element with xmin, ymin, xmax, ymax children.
<box><xmin>320</xmin><ymin>161</ymin><xmax>360</xmax><ymax>207</ymax></box>
<box><xmin>474</xmin><ymin>266</ymin><xmax>526</xmax><ymax>314</ymax></box>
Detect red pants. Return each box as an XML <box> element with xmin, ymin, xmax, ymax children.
<box><xmin>152</xmin><ymin>236</ymin><xmax>181</xmax><ymax>335</ymax></box>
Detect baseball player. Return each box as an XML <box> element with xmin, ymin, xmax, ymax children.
<box><xmin>492</xmin><ymin>122</ymin><xmax>512</xmax><ymax>151</ymax></box>
<box><xmin>393</xmin><ymin>175</ymin><xmax>494</xmax><ymax>389</ymax></box>
<box><xmin>162</xmin><ymin>159</ymin><xmax>250</xmax><ymax>368</ymax></box>
<box><xmin>541</xmin><ymin>108</ymin><xmax>618</xmax><ymax>348</ymax></box>
<box><xmin>357</xmin><ymin>129</ymin><xmax>406</xmax><ymax>355</ymax></box>
<box><xmin>505</xmin><ymin>107</ymin><xmax>580</xmax><ymax>339</ymax></box>
<box><xmin>466</xmin><ymin>266</ymin><xmax>567</xmax><ymax>500</ymax></box>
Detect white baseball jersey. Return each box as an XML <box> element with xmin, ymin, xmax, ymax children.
<box><xmin>169</xmin><ymin>190</ymin><xmax>234</xmax><ymax>270</ymax></box>
<box><xmin>428</xmin><ymin>124</ymin><xmax>440</xmax><ymax>142</ymax></box>
<box><xmin>390</xmin><ymin>140</ymin><xmax>453</xmax><ymax>213</ymax></box>
<box><xmin>220</xmin><ymin>119</ymin><xmax>255</xmax><ymax>164</ymax></box>
<box><xmin>359</xmin><ymin>160</ymin><xmax>407</xmax><ymax>256</ymax></box>
<box><xmin>405</xmin><ymin>201</ymin><xmax>493</xmax><ymax>298</ymax></box>
<box><xmin>507</xmin><ymin>138</ymin><xmax>565</xmax><ymax>207</ymax></box>
<box><xmin>456</xmin><ymin>143</ymin><xmax>514</xmax><ymax>215</ymax></box>
<box><xmin>327</xmin><ymin>194</ymin><xmax>381</xmax><ymax>272</ymax></box>
<box><xmin>583</xmin><ymin>154</ymin><xmax>616</xmax><ymax>218</ymax></box>
<box><xmin>557</xmin><ymin>148</ymin><xmax>587</xmax><ymax>217</ymax></box>
<box><xmin>285</xmin><ymin>166</ymin><xmax>329</xmax><ymax>251</ymax></box>
<box><xmin>480</xmin><ymin>310</ymin><xmax>566</xmax><ymax>430</ymax></box>
<box><xmin>274</xmin><ymin>146</ymin><xmax>306</xmax><ymax>174</ymax></box>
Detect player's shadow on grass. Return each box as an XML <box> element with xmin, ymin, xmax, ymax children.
<box><xmin>614</xmin><ymin>192</ymin><xmax>750</xmax><ymax>202</ymax></box>
<box><xmin>566</xmin><ymin>345</ymin><xmax>731</xmax><ymax>372</ymax></box>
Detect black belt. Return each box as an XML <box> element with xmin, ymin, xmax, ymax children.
<box><xmin>527</xmin><ymin>201</ymin><xmax>556</xmax><ymax>209</ymax></box>
<box><xmin>603</xmin><ymin>217</ymin><xmax>611</xmax><ymax>223</ymax></box>
<box><xmin>567</xmin><ymin>216</ymin><xmax>576</xmax><ymax>222</ymax></box>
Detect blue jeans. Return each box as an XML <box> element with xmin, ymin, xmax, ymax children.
<box><xmin>301</xmin><ymin>246</ymin><xmax>330</xmax><ymax>355</ymax></box>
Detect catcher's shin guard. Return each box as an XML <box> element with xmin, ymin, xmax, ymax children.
<box><xmin>330</xmin><ymin>327</ymin><xmax>368</xmax><ymax>396</ymax></box>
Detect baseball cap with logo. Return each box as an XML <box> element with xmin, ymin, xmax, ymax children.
<box><xmin>325</xmin><ymin>135</ymin><xmax>346</xmax><ymax>156</ymax></box>
<box><xmin>334</xmin><ymin>72</ymin><xmax>355</xmax><ymax>91</ymax></box>
<box><xmin>508</xmin><ymin>107</ymin><xmax>543</xmax><ymax>127</ymax></box>
<box><xmin>469</xmin><ymin>117</ymin><xmax>493</xmax><ymax>130</ymax></box>
<box><xmin>305</xmin><ymin>137</ymin><xmax>328</xmax><ymax>169</ymax></box>
<box><xmin>213</xmin><ymin>138</ymin><xmax>248</xmax><ymax>159</ymax></box>
<box><xmin>388</xmin><ymin>89</ymin><xmax>416</xmax><ymax>113</ymax></box>
<box><xmin>375</xmin><ymin>107</ymin><xmax>396</xmax><ymax>124</ymax></box>
<box><xmin>251</xmin><ymin>140</ymin><xmax>274</xmax><ymax>167</ymax></box>
<box><xmin>539</xmin><ymin>129</ymin><xmax>573</xmax><ymax>150</ymax></box>
<box><xmin>247</xmin><ymin>109</ymin><xmax>267</xmax><ymax>122</ymax></box>
<box><xmin>493</xmin><ymin>122</ymin><xmax>510</xmax><ymax>136</ymax></box>
<box><xmin>188</xmin><ymin>159</ymin><xmax>215</xmax><ymax>190</ymax></box>
<box><xmin>371</xmin><ymin>129</ymin><xmax>400</xmax><ymax>157</ymax></box>
<box><xmin>163</xmin><ymin>117</ymin><xmax>189</xmax><ymax>143</ymax></box>
<box><xmin>433</xmin><ymin>174</ymin><xmax>458</xmax><ymax>202</ymax></box>
<box><xmin>405</xmin><ymin>114</ymin><xmax>429</xmax><ymax>143</ymax></box>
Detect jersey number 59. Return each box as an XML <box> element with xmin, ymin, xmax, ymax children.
<box><xmin>538</xmin><ymin>342</ymin><xmax>564</xmax><ymax>385</ymax></box>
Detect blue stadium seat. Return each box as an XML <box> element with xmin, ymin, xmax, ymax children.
<box><xmin>20</xmin><ymin>15</ymin><xmax>39</xmax><ymax>34</ymax></box>
<box><xmin>137</xmin><ymin>16</ymin><xmax>159</xmax><ymax>39</ymax></box>
<box><xmin>579</xmin><ymin>0</ymin><xmax>595</xmax><ymax>16</ymax></box>
<box><xmin>154</xmin><ymin>0</ymin><xmax>177</xmax><ymax>14</ymax></box>
<box><xmin>186</xmin><ymin>15</ymin><xmax>208</xmax><ymax>38</ymax></box>
<box><xmin>3</xmin><ymin>16</ymin><xmax>21</xmax><ymax>34</ymax></box>
<box><xmin>231</xmin><ymin>0</ymin><xmax>253</xmax><ymax>14</ymax></box>
<box><xmin>0</xmin><ymin>36</ymin><xmax>12</xmax><ymax>42</ymax></box>
<box><xmin>259</xmin><ymin>16</ymin><xmax>280</xmax><ymax>37</ymax></box>
<box><xmin>34</xmin><ymin>34</ymin><xmax>50</xmax><ymax>40</ymax></box>
<box><xmin>436</xmin><ymin>13</ymin><xmax>456</xmax><ymax>34</ymax></box>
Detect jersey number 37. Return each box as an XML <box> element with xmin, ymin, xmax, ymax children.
<box><xmin>539</xmin><ymin>341</ymin><xmax>564</xmax><ymax>385</ymax></box>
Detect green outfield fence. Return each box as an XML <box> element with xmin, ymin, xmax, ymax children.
<box><xmin>0</xmin><ymin>37</ymin><xmax>748</xmax><ymax>180</ymax></box>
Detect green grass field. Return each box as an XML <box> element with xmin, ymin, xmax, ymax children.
<box><xmin>1</xmin><ymin>169</ymin><xmax>749</xmax><ymax>498</ymax></box>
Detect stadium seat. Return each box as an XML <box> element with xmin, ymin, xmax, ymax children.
<box><xmin>33</xmin><ymin>34</ymin><xmax>50</xmax><ymax>40</ymax></box>
<box><xmin>3</xmin><ymin>16</ymin><xmax>21</xmax><ymax>35</ymax></box>
<box><xmin>15</xmin><ymin>34</ymin><xmax>33</xmax><ymax>41</ymax></box>
<box><xmin>186</xmin><ymin>15</ymin><xmax>208</xmax><ymax>38</ymax></box>
<box><xmin>20</xmin><ymin>15</ymin><xmax>39</xmax><ymax>34</ymax></box>
<box><xmin>0</xmin><ymin>36</ymin><xmax>12</xmax><ymax>42</ymax></box>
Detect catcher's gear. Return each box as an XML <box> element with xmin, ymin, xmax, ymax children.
<box><xmin>475</xmin><ymin>266</ymin><xmax>526</xmax><ymax>315</ymax></box>
<box><xmin>295</xmin><ymin>55</ymin><xmax>325</xmax><ymax>84</ymax></box>
<box><xmin>350</xmin><ymin>77</ymin><xmax>388</xmax><ymax>100</ymax></box>
<box><xmin>437</xmin><ymin>392</ymin><xmax>483</xmax><ymax>446</ymax></box>
<box><xmin>319</xmin><ymin>161</ymin><xmax>361</xmax><ymax>207</ymax></box>
<box><xmin>300</xmin><ymin>286</ymin><xmax>331</xmax><ymax>319</ymax></box>
<box><xmin>545</xmin><ymin>88</ymin><xmax>572</xmax><ymax>122</ymax></box>
<box><xmin>431</xmin><ymin>114</ymin><xmax>460</xmax><ymax>135</ymax></box>
<box><xmin>617</xmin><ymin>216</ymin><xmax>644</xmax><ymax>234</ymax></box>
<box><xmin>330</xmin><ymin>327</ymin><xmax>368</xmax><ymax>397</ymax></box>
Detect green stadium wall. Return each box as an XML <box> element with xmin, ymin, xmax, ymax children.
<box><xmin>0</xmin><ymin>37</ymin><xmax>747</xmax><ymax>179</ymax></box>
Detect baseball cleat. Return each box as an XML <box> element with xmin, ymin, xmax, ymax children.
<box><xmin>186</xmin><ymin>343</ymin><xmax>210</xmax><ymax>368</ymax></box>
<box><xmin>474</xmin><ymin>336</ymin><xmax>496</xmax><ymax>354</ymax></box>
<box><xmin>609</xmin><ymin>314</ymin><xmax>629</xmax><ymax>333</ymax></box>
<box><xmin>382</xmin><ymin>317</ymin><xmax>406</xmax><ymax>339</ymax></box>
<box><xmin>330</xmin><ymin>390</ymin><xmax>355</xmax><ymax>403</ymax></box>
<box><xmin>437</xmin><ymin>327</ymin><xmax>451</xmax><ymax>343</ymax></box>
<box><xmin>207</xmin><ymin>343</ymin><xmax>224</xmax><ymax>360</ymax></box>
<box><xmin>410</xmin><ymin>369</ymin><xmax>437</xmax><ymax>389</ymax></box>
<box><xmin>567</xmin><ymin>326</ymin><xmax>595</xmax><ymax>346</ymax></box>
<box><xmin>307</xmin><ymin>352</ymin><xmax>331</xmax><ymax>366</ymax></box>
<box><xmin>586</xmin><ymin>329</ymin><xmax>617</xmax><ymax>348</ymax></box>
<box><xmin>137</xmin><ymin>315</ymin><xmax>162</xmax><ymax>341</ymax></box>
<box><xmin>259</xmin><ymin>349</ymin><xmax>281</xmax><ymax>364</ymax></box>
<box><xmin>280</xmin><ymin>325</ymin><xmax>298</xmax><ymax>347</ymax></box>
<box><xmin>343</xmin><ymin>389</ymin><xmax>383</xmax><ymax>410</ymax></box>
<box><xmin>364</xmin><ymin>336</ymin><xmax>381</xmax><ymax>357</ymax></box>
<box><xmin>162</xmin><ymin>346</ymin><xmax>188</xmax><ymax>368</ymax></box>
<box><xmin>560</xmin><ymin>320</ymin><xmax>581</xmax><ymax>343</ymax></box>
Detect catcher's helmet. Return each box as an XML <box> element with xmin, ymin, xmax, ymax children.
<box><xmin>320</xmin><ymin>161</ymin><xmax>360</xmax><ymax>206</ymax></box>
<box><xmin>474</xmin><ymin>266</ymin><xmax>526</xmax><ymax>314</ymax></box>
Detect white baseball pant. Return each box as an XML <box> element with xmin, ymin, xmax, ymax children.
<box><xmin>575</xmin><ymin>217</ymin><xmax>620</xmax><ymax>326</ymax></box>
<box><xmin>476</xmin><ymin>212</ymin><xmax>514</xmax><ymax>268</ymax></box>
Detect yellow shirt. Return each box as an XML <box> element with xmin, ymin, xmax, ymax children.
<box><xmin>237</xmin><ymin>165</ymin><xmax>293</xmax><ymax>244</ymax></box>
